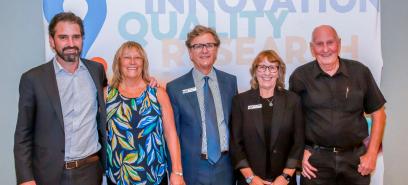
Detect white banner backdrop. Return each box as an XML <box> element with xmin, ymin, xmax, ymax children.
<box><xmin>42</xmin><ymin>0</ymin><xmax>384</xmax><ymax>184</ymax></box>
<box><xmin>43</xmin><ymin>0</ymin><xmax>383</xmax><ymax>91</ymax></box>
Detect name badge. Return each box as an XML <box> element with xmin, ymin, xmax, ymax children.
<box><xmin>182</xmin><ymin>87</ymin><xmax>196</xmax><ymax>94</ymax></box>
<box><xmin>248</xmin><ymin>104</ymin><xmax>262</xmax><ymax>110</ymax></box>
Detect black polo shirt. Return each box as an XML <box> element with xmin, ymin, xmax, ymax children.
<box><xmin>289</xmin><ymin>58</ymin><xmax>386</xmax><ymax>148</ymax></box>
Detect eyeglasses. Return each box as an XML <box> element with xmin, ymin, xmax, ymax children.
<box><xmin>256</xmin><ymin>65</ymin><xmax>279</xmax><ymax>73</ymax></box>
<box><xmin>189</xmin><ymin>43</ymin><xmax>218</xmax><ymax>51</ymax></box>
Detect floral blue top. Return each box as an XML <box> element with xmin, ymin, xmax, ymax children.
<box><xmin>106</xmin><ymin>85</ymin><xmax>167</xmax><ymax>185</ymax></box>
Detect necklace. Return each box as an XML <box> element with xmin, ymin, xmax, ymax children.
<box><xmin>265</xmin><ymin>97</ymin><xmax>273</xmax><ymax>107</ymax></box>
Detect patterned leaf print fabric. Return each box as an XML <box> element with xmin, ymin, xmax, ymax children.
<box><xmin>106</xmin><ymin>86</ymin><xmax>167</xmax><ymax>185</ymax></box>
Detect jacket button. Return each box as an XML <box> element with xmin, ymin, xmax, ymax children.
<box><xmin>273</xmin><ymin>150</ymin><xmax>277</xmax><ymax>153</ymax></box>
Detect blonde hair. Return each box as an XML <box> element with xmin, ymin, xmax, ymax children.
<box><xmin>110</xmin><ymin>41</ymin><xmax>150</xmax><ymax>89</ymax></box>
<box><xmin>249</xmin><ymin>50</ymin><xmax>286</xmax><ymax>90</ymax></box>
<box><xmin>185</xmin><ymin>25</ymin><xmax>220</xmax><ymax>48</ymax></box>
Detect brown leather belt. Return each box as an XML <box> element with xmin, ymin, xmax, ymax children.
<box><xmin>64</xmin><ymin>153</ymin><xmax>99</xmax><ymax>169</ymax></box>
<box><xmin>200</xmin><ymin>151</ymin><xmax>228</xmax><ymax>159</ymax></box>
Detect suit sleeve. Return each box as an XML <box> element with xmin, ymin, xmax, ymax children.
<box><xmin>164</xmin><ymin>84</ymin><xmax>180</xmax><ymax>174</ymax></box>
<box><xmin>14</xmin><ymin>73</ymin><xmax>36</xmax><ymax>183</ymax></box>
<box><xmin>233</xmin><ymin>76</ymin><xmax>238</xmax><ymax>95</ymax></box>
<box><xmin>229</xmin><ymin>95</ymin><xmax>250</xmax><ymax>170</ymax></box>
<box><xmin>99</xmin><ymin>62</ymin><xmax>108</xmax><ymax>87</ymax></box>
<box><xmin>166</xmin><ymin>84</ymin><xmax>180</xmax><ymax>137</ymax></box>
<box><xmin>285</xmin><ymin>94</ymin><xmax>305</xmax><ymax>169</ymax></box>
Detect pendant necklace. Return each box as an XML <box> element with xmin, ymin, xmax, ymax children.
<box><xmin>265</xmin><ymin>97</ymin><xmax>273</xmax><ymax>107</ymax></box>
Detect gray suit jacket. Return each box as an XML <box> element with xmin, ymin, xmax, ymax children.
<box><xmin>166</xmin><ymin>68</ymin><xmax>238</xmax><ymax>184</ymax></box>
<box><xmin>14</xmin><ymin>59</ymin><xmax>107</xmax><ymax>185</ymax></box>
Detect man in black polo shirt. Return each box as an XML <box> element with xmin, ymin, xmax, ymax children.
<box><xmin>289</xmin><ymin>25</ymin><xmax>386</xmax><ymax>185</ymax></box>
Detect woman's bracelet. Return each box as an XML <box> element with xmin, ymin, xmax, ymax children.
<box><xmin>172</xmin><ymin>171</ymin><xmax>183</xmax><ymax>176</ymax></box>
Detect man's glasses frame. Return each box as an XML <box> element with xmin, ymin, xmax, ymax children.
<box><xmin>189</xmin><ymin>43</ymin><xmax>218</xmax><ymax>51</ymax></box>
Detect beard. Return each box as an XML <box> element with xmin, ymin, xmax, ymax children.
<box><xmin>56</xmin><ymin>46</ymin><xmax>81</xmax><ymax>63</ymax></box>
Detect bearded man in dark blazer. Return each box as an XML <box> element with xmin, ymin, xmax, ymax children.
<box><xmin>14</xmin><ymin>12</ymin><xmax>107</xmax><ymax>185</ymax></box>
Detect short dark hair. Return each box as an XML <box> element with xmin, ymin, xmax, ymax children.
<box><xmin>48</xmin><ymin>12</ymin><xmax>84</xmax><ymax>37</ymax></box>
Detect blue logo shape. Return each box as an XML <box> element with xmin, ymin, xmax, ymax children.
<box><xmin>43</xmin><ymin>0</ymin><xmax>107</xmax><ymax>57</ymax></box>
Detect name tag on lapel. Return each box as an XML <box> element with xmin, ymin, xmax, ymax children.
<box><xmin>248</xmin><ymin>104</ymin><xmax>262</xmax><ymax>110</ymax></box>
<box><xmin>182</xmin><ymin>87</ymin><xmax>196</xmax><ymax>94</ymax></box>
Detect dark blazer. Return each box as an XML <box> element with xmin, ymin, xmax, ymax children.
<box><xmin>14</xmin><ymin>59</ymin><xmax>107</xmax><ymax>185</ymax></box>
<box><xmin>166</xmin><ymin>68</ymin><xmax>238</xmax><ymax>184</ymax></box>
<box><xmin>230</xmin><ymin>88</ymin><xmax>304</xmax><ymax>185</ymax></box>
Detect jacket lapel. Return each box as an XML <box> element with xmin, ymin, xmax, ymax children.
<box><xmin>215</xmin><ymin>69</ymin><xmax>231</xmax><ymax>125</ymax></box>
<box><xmin>183</xmin><ymin>70</ymin><xmax>203</xmax><ymax>130</ymax></box>
<box><xmin>82</xmin><ymin>60</ymin><xmax>103</xmax><ymax>108</ymax></box>
<box><xmin>41</xmin><ymin>60</ymin><xmax>64</xmax><ymax>130</ymax></box>
<box><xmin>269</xmin><ymin>90</ymin><xmax>286</xmax><ymax>149</ymax></box>
<box><xmin>82</xmin><ymin>60</ymin><xmax>107</xmax><ymax>132</ymax></box>
<box><xmin>247</xmin><ymin>89</ymin><xmax>266</xmax><ymax>145</ymax></box>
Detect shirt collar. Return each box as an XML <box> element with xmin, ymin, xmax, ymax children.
<box><xmin>192</xmin><ymin>67</ymin><xmax>216</xmax><ymax>82</ymax></box>
<box><xmin>53</xmin><ymin>57</ymin><xmax>86</xmax><ymax>74</ymax></box>
<box><xmin>313</xmin><ymin>57</ymin><xmax>349</xmax><ymax>78</ymax></box>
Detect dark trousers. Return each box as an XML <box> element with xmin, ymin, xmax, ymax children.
<box><xmin>60</xmin><ymin>161</ymin><xmax>103</xmax><ymax>185</ymax></box>
<box><xmin>193</xmin><ymin>154</ymin><xmax>235</xmax><ymax>185</ymax></box>
<box><xmin>301</xmin><ymin>145</ymin><xmax>370</xmax><ymax>185</ymax></box>
<box><xmin>237</xmin><ymin>175</ymin><xmax>296</xmax><ymax>185</ymax></box>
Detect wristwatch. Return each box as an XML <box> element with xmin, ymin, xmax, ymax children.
<box><xmin>245</xmin><ymin>175</ymin><xmax>254</xmax><ymax>184</ymax></box>
<box><xmin>281</xmin><ymin>172</ymin><xmax>292</xmax><ymax>183</ymax></box>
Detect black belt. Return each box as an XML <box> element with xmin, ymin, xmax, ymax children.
<box><xmin>200</xmin><ymin>151</ymin><xmax>228</xmax><ymax>159</ymax></box>
<box><xmin>64</xmin><ymin>153</ymin><xmax>99</xmax><ymax>169</ymax></box>
<box><xmin>306</xmin><ymin>143</ymin><xmax>362</xmax><ymax>153</ymax></box>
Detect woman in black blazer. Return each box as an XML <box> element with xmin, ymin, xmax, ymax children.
<box><xmin>230</xmin><ymin>50</ymin><xmax>304</xmax><ymax>185</ymax></box>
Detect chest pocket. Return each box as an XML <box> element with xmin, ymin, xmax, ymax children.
<box><xmin>342</xmin><ymin>88</ymin><xmax>364</xmax><ymax>112</ymax></box>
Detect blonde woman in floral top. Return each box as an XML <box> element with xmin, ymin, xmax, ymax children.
<box><xmin>105</xmin><ymin>41</ymin><xmax>184</xmax><ymax>185</ymax></box>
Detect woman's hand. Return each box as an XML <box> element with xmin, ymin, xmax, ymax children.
<box><xmin>170</xmin><ymin>172</ymin><xmax>185</xmax><ymax>185</ymax></box>
<box><xmin>271</xmin><ymin>175</ymin><xmax>289</xmax><ymax>185</ymax></box>
<box><xmin>251</xmin><ymin>176</ymin><xmax>272</xmax><ymax>185</ymax></box>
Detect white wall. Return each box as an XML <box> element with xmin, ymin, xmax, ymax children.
<box><xmin>0</xmin><ymin>0</ymin><xmax>407</xmax><ymax>184</ymax></box>
<box><xmin>0</xmin><ymin>1</ymin><xmax>44</xmax><ymax>185</ymax></box>
<box><xmin>381</xmin><ymin>0</ymin><xmax>408</xmax><ymax>184</ymax></box>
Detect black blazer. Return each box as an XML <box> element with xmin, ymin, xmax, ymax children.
<box><xmin>14</xmin><ymin>59</ymin><xmax>107</xmax><ymax>185</ymax></box>
<box><xmin>230</xmin><ymin>88</ymin><xmax>304</xmax><ymax>184</ymax></box>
